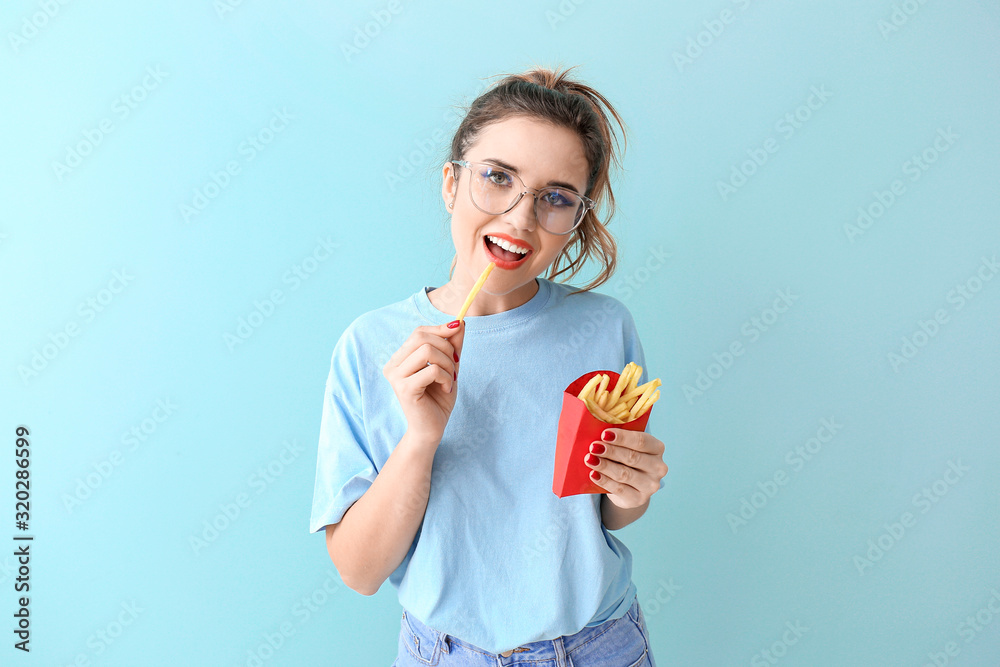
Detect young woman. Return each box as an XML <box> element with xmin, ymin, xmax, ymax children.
<box><xmin>310</xmin><ymin>66</ymin><xmax>667</xmax><ymax>666</ymax></box>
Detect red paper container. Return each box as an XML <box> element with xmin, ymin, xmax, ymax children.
<box><xmin>553</xmin><ymin>370</ymin><xmax>653</xmax><ymax>498</ymax></box>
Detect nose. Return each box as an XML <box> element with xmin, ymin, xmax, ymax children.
<box><xmin>504</xmin><ymin>191</ymin><xmax>537</xmax><ymax>233</ymax></box>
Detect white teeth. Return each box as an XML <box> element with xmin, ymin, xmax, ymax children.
<box><xmin>487</xmin><ymin>235</ymin><xmax>529</xmax><ymax>255</ymax></box>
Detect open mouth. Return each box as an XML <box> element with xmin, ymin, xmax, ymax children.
<box><xmin>483</xmin><ymin>235</ymin><xmax>531</xmax><ymax>267</ymax></box>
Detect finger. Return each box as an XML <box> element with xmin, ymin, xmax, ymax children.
<box><xmin>445</xmin><ymin>319</ymin><xmax>464</xmax><ymax>366</ymax></box>
<box><xmin>589</xmin><ymin>441</ymin><xmax>665</xmax><ymax>478</ymax></box>
<box><xmin>402</xmin><ymin>362</ymin><xmax>454</xmax><ymax>397</ymax></box>
<box><xmin>387</xmin><ymin>326</ymin><xmax>458</xmax><ymax>370</ymax></box>
<box><xmin>588</xmin><ymin>468</ymin><xmax>644</xmax><ymax>506</ymax></box>
<box><xmin>600</xmin><ymin>429</ymin><xmax>665</xmax><ymax>457</ymax></box>
<box><xmin>585</xmin><ymin>451</ymin><xmax>661</xmax><ymax>497</ymax></box>
<box><xmin>395</xmin><ymin>343</ymin><xmax>455</xmax><ymax>381</ymax></box>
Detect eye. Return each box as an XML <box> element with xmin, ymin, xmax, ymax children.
<box><xmin>480</xmin><ymin>167</ymin><xmax>512</xmax><ymax>187</ymax></box>
<box><xmin>541</xmin><ymin>189</ymin><xmax>574</xmax><ymax>207</ymax></box>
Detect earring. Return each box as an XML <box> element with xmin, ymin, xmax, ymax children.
<box><xmin>448</xmin><ymin>202</ymin><xmax>454</xmax><ymax>209</ymax></box>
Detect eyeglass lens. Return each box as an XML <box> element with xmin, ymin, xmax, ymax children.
<box><xmin>468</xmin><ymin>164</ymin><xmax>584</xmax><ymax>234</ymax></box>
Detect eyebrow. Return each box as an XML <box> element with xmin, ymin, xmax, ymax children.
<box><xmin>481</xmin><ymin>157</ymin><xmax>582</xmax><ymax>193</ymax></box>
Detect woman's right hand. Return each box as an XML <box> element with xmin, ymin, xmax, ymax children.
<box><xmin>382</xmin><ymin>320</ymin><xmax>465</xmax><ymax>447</ymax></box>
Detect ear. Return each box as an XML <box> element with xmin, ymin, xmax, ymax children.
<box><xmin>441</xmin><ymin>162</ymin><xmax>458</xmax><ymax>209</ymax></box>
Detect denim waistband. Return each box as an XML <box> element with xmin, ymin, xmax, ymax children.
<box><xmin>401</xmin><ymin>593</ymin><xmax>640</xmax><ymax>659</ymax></box>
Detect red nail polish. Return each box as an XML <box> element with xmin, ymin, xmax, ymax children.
<box><xmin>447</xmin><ymin>320</ymin><xmax>460</xmax><ymax>329</ymax></box>
<box><xmin>591</xmin><ymin>471</ymin><xmax>601</xmax><ymax>480</ymax></box>
<box><xmin>453</xmin><ymin>352</ymin><xmax>459</xmax><ymax>362</ymax></box>
<box><xmin>590</xmin><ymin>443</ymin><xmax>606</xmax><ymax>455</ymax></box>
<box><xmin>602</xmin><ymin>430</ymin><xmax>616</xmax><ymax>442</ymax></box>
<box><xmin>453</xmin><ymin>371</ymin><xmax>457</xmax><ymax>381</ymax></box>
<box><xmin>586</xmin><ymin>453</ymin><xmax>600</xmax><ymax>466</ymax></box>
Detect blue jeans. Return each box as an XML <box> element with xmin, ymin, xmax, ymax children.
<box><xmin>392</xmin><ymin>595</ymin><xmax>657</xmax><ymax>666</ymax></box>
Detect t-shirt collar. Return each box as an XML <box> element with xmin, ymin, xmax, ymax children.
<box><xmin>414</xmin><ymin>277</ymin><xmax>552</xmax><ymax>331</ymax></box>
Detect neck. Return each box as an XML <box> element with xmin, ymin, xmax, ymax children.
<box><xmin>429</xmin><ymin>276</ymin><xmax>540</xmax><ymax>317</ymax></box>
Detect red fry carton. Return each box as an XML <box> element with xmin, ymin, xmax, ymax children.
<box><xmin>553</xmin><ymin>369</ymin><xmax>653</xmax><ymax>498</ymax></box>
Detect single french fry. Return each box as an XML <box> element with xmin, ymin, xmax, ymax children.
<box><xmin>577</xmin><ymin>374</ymin><xmax>603</xmax><ymax>402</ymax></box>
<box><xmin>606</xmin><ymin>363</ymin><xmax>634</xmax><ymax>409</ymax></box>
<box><xmin>626</xmin><ymin>364</ymin><xmax>641</xmax><ymax>394</ymax></box>
<box><xmin>456</xmin><ymin>262</ymin><xmax>495</xmax><ymax>321</ymax></box>
<box><xmin>629</xmin><ymin>384</ymin><xmax>661</xmax><ymax>419</ymax></box>
<box><xmin>595</xmin><ymin>374</ymin><xmax>611</xmax><ymax>408</ymax></box>
<box><xmin>633</xmin><ymin>389</ymin><xmax>660</xmax><ymax>418</ymax></box>
<box><xmin>584</xmin><ymin>396</ymin><xmax>622</xmax><ymax>424</ymax></box>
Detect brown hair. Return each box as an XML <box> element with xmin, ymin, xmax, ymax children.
<box><xmin>445</xmin><ymin>65</ymin><xmax>627</xmax><ymax>294</ymax></box>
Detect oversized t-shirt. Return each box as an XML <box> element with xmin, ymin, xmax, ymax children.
<box><xmin>309</xmin><ymin>277</ymin><xmax>663</xmax><ymax>654</ymax></box>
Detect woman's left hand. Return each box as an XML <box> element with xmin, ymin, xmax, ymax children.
<box><xmin>585</xmin><ymin>429</ymin><xmax>668</xmax><ymax>509</ymax></box>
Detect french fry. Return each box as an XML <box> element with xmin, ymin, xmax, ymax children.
<box><xmin>576</xmin><ymin>374</ymin><xmax>603</xmax><ymax>403</ymax></box>
<box><xmin>631</xmin><ymin>389</ymin><xmax>660</xmax><ymax>419</ymax></box>
<box><xmin>626</xmin><ymin>364</ymin><xmax>641</xmax><ymax>394</ymax></box>
<box><xmin>629</xmin><ymin>382</ymin><xmax>661</xmax><ymax>419</ymax></box>
<box><xmin>456</xmin><ymin>262</ymin><xmax>495</xmax><ymax>321</ymax></box>
<box><xmin>619</xmin><ymin>378</ymin><xmax>661</xmax><ymax>406</ymax></box>
<box><xmin>609</xmin><ymin>403</ymin><xmax>629</xmax><ymax>419</ymax></box>
<box><xmin>583</xmin><ymin>396</ymin><xmax>622</xmax><ymax>424</ymax></box>
<box><xmin>595</xmin><ymin>374</ymin><xmax>611</xmax><ymax>409</ymax></box>
<box><xmin>606</xmin><ymin>363</ymin><xmax>634</xmax><ymax>408</ymax></box>
<box><xmin>575</xmin><ymin>363</ymin><xmax>661</xmax><ymax>424</ymax></box>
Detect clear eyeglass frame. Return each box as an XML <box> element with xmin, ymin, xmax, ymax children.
<box><xmin>451</xmin><ymin>159</ymin><xmax>595</xmax><ymax>235</ymax></box>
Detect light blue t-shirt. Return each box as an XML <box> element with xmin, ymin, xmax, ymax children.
<box><xmin>309</xmin><ymin>277</ymin><xmax>663</xmax><ymax>654</ymax></box>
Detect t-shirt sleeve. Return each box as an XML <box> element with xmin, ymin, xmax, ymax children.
<box><xmin>621</xmin><ymin>306</ymin><xmax>667</xmax><ymax>492</ymax></box>
<box><xmin>309</xmin><ymin>327</ymin><xmax>377</xmax><ymax>534</ymax></box>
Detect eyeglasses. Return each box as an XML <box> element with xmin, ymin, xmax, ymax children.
<box><xmin>451</xmin><ymin>160</ymin><xmax>594</xmax><ymax>235</ymax></box>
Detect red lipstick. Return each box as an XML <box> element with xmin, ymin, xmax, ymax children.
<box><xmin>482</xmin><ymin>234</ymin><xmax>533</xmax><ymax>270</ymax></box>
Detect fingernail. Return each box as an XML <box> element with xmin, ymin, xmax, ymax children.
<box><xmin>447</xmin><ymin>320</ymin><xmax>460</xmax><ymax>329</ymax></box>
<box><xmin>602</xmin><ymin>430</ymin><xmax>616</xmax><ymax>442</ymax></box>
<box><xmin>453</xmin><ymin>352</ymin><xmax>459</xmax><ymax>362</ymax></box>
<box><xmin>453</xmin><ymin>371</ymin><xmax>457</xmax><ymax>381</ymax></box>
<box><xmin>591</xmin><ymin>470</ymin><xmax>602</xmax><ymax>481</ymax></box>
<box><xmin>590</xmin><ymin>443</ymin><xmax>606</xmax><ymax>455</ymax></box>
<box><xmin>586</xmin><ymin>453</ymin><xmax>600</xmax><ymax>466</ymax></box>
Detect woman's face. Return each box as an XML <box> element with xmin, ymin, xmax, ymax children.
<box><xmin>441</xmin><ymin>115</ymin><xmax>590</xmax><ymax>303</ymax></box>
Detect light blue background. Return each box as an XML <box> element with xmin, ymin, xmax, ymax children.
<box><xmin>2</xmin><ymin>1</ymin><xmax>999</xmax><ymax>665</ymax></box>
